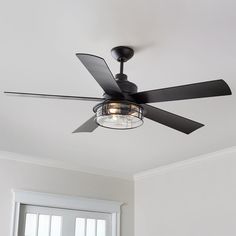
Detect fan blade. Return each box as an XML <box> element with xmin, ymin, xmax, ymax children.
<box><xmin>72</xmin><ymin>115</ymin><xmax>98</xmax><ymax>133</ymax></box>
<box><xmin>4</xmin><ymin>91</ymin><xmax>104</xmax><ymax>102</ymax></box>
<box><xmin>132</xmin><ymin>80</ymin><xmax>232</xmax><ymax>104</ymax></box>
<box><xmin>76</xmin><ymin>54</ymin><xmax>123</xmax><ymax>96</ymax></box>
<box><xmin>142</xmin><ymin>104</ymin><xmax>204</xmax><ymax>134</ymax></box>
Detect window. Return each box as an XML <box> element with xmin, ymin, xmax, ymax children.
<box><xmin>12</xmin><ymin>190</ymin><xmax>122</xmax><ymax>236</ymax></box>
<box><xmin>18</xmin><ymin>205</ymin><xmax>110</xmax><ymax>236</ymax></box>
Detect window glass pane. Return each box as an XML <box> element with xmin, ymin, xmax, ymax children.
<box><xmin>25</xmin><ymin>213</ymin><xmax>37</xmax><ymax>236</ymax></box>
<box><xmin>86</xmin><ymin>219</ymin><xmax>96</xmax><ymax>236</ymax></box>
<box><xmin>97</xmin><ymin>220</ymin><xmax>106</xmax><ymax>236</ymax></box>
<box><xmin>75</xmin><ymin>218</ymin><xmax>85</xmax><ymax>236</ymax></box>
<box><xmin>38</xmin><ymin>214</ymin><xmax>50</xmax><ymax>236</ymax></box>
<box><xmin>50</xmin><ymin>216</ymin><xmax>62</xmax><ymax>236</ymax></box>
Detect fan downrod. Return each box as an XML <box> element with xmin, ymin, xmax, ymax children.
<box><xmin>111</xmin><ymin>46</ymin><xmax>134</xmax><ymax>62</ymax></box>
<box><xmin>110</xmin><ymin>46</ymin><xmax>137</xmax><ymax>94</ymax></box>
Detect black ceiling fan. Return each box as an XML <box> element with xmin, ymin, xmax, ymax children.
<box><xmin>4</xmin><ymin>46</ymin><xmax>232</xmax><ymax>134</ymax></box>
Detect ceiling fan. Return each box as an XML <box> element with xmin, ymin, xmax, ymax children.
<box><xmin>4</xmin><ymin>46</ymin><xmax>232</xmax><ymax>134</ymax></box>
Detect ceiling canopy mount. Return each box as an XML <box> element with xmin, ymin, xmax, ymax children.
<box><xmin>111</xmin><ymin>46</ymin><xmax>134</xmax><ymax>62</ymax></box>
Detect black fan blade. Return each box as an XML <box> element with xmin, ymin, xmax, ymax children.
<box><xmin>142</xmin><ymin>104</ymin><xmax>204</xmax><ymax>134</ymax></box>
<box><xmin>133</xmin><ymin>79</ymin><xmax>232</xmax><ymax>104</ymax></box>
<box><xmin>76</xmin><ymin>54</ymin><xmax>123</xmax><ymax>96</ymax></box>
<box><xmin>4</xmin><ymin>91</ymin><xmax>104</xmax><ymax>102</ymax></box>
<box><xmin>73</xmin><ymin>115</ymin><xmax>98</xmax><ymax>133</ymax></box>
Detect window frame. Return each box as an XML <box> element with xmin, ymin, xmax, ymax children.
<box><xmin>11</xmin><ymin>190</ymin><xmax>123</xmax><ymax>236</ymax></box>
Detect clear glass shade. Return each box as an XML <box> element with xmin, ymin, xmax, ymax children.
<box><xmin>95</xmin><ymin>101</ymin><xmax>143</xmax><ymax>129</ymax></box>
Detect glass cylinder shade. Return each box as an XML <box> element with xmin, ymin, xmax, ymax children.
<box><xmin>95</xmin><ymin>101</ymin><xmax>143</xmax><ymax>130</ymax></box>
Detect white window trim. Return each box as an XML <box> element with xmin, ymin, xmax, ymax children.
<box><xmin>11</xmin><ymin>189</ymin><xmax>123</xmax><ymax>236</ymax></box>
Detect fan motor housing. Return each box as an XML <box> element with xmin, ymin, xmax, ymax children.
<box><xmin>116</xmin><ymin>77</ymin><xmax>138</xmax><ymax>94</ymax></box>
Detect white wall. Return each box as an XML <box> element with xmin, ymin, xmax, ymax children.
<box><xmin>0</xmin><ymin>159</ymin><xmax>134</xmax><ymax>236</ymax></box>
<box><xmin>135</xmin><ymin>147</ymin><xmax>236</xmax><ymax>236</ymax></box>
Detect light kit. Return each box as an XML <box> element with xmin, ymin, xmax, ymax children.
<box><xmin>94</xmin><ymin>101</ymin><xmax>143</xmax><ymax>130</ymax></box>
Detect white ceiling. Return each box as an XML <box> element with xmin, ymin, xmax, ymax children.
<box><xmin>0</xmin><ymin>0</ymin><xmax>235</xmax><ymax>179</ymax></box>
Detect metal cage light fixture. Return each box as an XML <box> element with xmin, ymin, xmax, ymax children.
<box><xmin>94</xmin><ymin>101</ymin><xmax>144</xmax><ymax>130</ymax></box>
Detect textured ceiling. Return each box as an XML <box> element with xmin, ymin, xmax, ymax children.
<box><xmin>0</xmin><ymin>0</ymin><xmax>235</xmax><ymax>179</ymax></box>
